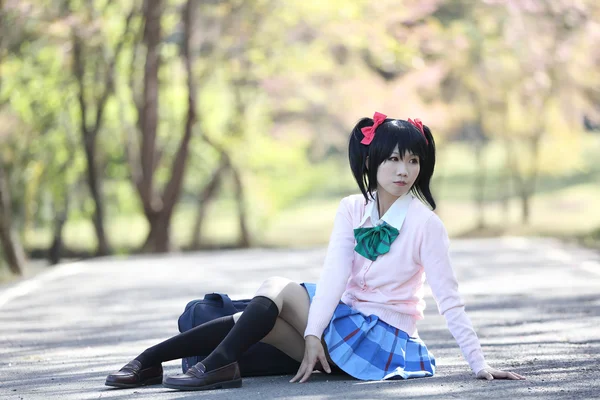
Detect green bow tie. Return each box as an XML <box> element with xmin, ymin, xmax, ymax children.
<box><xmin>353</xmin><ymin>222</ymin><xmax>399</xmax><ymax>261</ymax></box>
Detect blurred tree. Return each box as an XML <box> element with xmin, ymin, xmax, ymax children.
<box><xmin>578</xmin><ymin>3</ymin><xmax>600</xmax><ymax>131</ymax></box>
<box><xmin>0</xmin><ymin>159</ymin><xmax>26</xmax><ymax>275</ymax></box>
<box><xmin>420</xmin><ymin>0</ymin><xmax>594</xmax><ymax>226</ymax></box>
<box><xmin>185</xmin><ymin>0</ymin><xmax>371</xmax><ymax>247</ymax></box>
<box><xmin>0</xmin><ymin>0</ymin><xmax>26</xmax><ymax>274</ymax></box>
<box><xmin>69</xmin><ymin>2</ymin><xmax>136</xmax><ymax>255</ymax></box>
<box><xmin>501</xmin><ymin>0</ymin><xmax>591</xmax><ymax>223</ymax></box>
<box><xmin>189</xmin><ymin>154</ymin><xmax>227</xmax><ymax>249</ymax></box>
<box><xmin>1</xmin><ymin>0</ymin><xmax>102</xmax><ymax>264</ymax></box>
<box><xmin>430</xmin><ymin>0</ymin><xmax>498</xmax><ymax>229</ymax></box>
<box><xmin>124</xmin><ymin>0</ymin><xmax>197</xmax><ymax>252</ymax></box>
<box><xmin>1</xmin><ymin>0</ymin><xmax>599</xmax><ymax>257</ymax></box>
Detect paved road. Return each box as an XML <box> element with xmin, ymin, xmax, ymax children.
<box><xmin>0</xmin><ymin>237</ymin><xmax>599</xmax><ymax>400</ymax></box>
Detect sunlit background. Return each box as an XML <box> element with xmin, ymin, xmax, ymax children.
<box><xmin>1</xmin><ymin>0</ymin><xmax>599</xmax><ymax>279</ymax></box>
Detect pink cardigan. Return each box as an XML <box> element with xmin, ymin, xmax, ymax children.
<box><xmin>304</xmin><ymin>193</ymin><xmax>489</xmax><ymax>375</ymax></box>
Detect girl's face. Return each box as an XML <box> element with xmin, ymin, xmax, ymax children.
<box><xmin>376</xmin><ymin>146</ymin><xmax>420</xmax><ymax>200</ymax></box>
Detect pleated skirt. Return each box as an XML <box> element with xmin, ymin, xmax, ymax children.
<box><xmin>302</xmin><ymin>283</ymin><xmax>436</xmax><ymax>381</ymax></box>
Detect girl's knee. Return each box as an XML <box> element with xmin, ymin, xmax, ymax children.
<box><xmin>255</xmin><ymin>276</ymin><xmax>290</xmax><ymax>296</ymax></box>
<box><xmin>254</xmin><ymin>276</ymin><xmax>294</xmax><ymax>309</ymax></box>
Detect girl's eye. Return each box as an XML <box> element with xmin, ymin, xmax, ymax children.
<box><xmin>389</xmin><ymin>157</ymin><xmax>399</xmax><ymax>162</ymax></box>
<box><xmin>410</xmin><ymin>158</ymin><xmax>419</xmax><ymax>164</ymax></box>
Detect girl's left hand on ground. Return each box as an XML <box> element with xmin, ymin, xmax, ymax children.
<box><xmin>290</xmin><ymin>335</ymin><xmax>331</xmax><ymax>383</ymax></box>
<box><xmin>476</xmin><ymin>367</ymin><xmax>526</xmax><ymax>380</ymax></box>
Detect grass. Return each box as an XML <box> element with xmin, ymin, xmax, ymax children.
<box><xmin>580</xmin><ymin>227</ymin><xmax>600</xmax><ymax>248</ymax></box>
<box><xmin>440</xmin><ymin>183</ymin><xmax>600</xmax><ymax>237</ymax></box>
<box><xmin>19</xmin><ymin>181</ymin><xmax>600</xmax><ymax>253</ymax></box>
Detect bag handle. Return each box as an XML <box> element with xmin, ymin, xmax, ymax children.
<box><xmin>203</xmin><ymin>293</ymin><xmax>237</xmax><ymax>313</ymax></box>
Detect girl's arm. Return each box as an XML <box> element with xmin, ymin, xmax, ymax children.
<box><xmin>420</xmin><ymin>214</ymin><xmax>490</xmax><ymax>376</ymax></box>
<box><xmin>304</xmin><ymin>197</ymin><xmax>356</xmax><ymax>339</ymax></box>
<box><xmin>292</xmin><ymin>197</ymin><xmax>356</xmax><ymax>383</ymax></box>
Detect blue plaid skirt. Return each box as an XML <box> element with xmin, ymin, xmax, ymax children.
<box><xmin>302</xmin><ymin>283</ymin><xmax>435</xmax><ymax>381</ymax></box>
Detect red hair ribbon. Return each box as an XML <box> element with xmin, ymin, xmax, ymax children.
<box><xmin>361</xmin><ymin>112</ymin><xmax>387</xmax><ymax>145</ymax></box>
<box><xmin>408</xmin><ymin>118</ymin><xmax>428</xmax><ymax>145</ymax></box>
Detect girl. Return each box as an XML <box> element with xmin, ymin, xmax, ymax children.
<box><xmin>105</xmin><ymin>112</ymin><xmax>525</xmax><ymax>391</ymax></box>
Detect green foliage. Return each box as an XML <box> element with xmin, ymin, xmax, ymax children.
<box><xmin>1</xmin><ymin>20</ymin><xmax>87</xmax><ymax>232</ymax></box>
<box><xmin>1</xmin><ymin>0</ymin><xmax>599</xmax><ymax>259</ymax></box>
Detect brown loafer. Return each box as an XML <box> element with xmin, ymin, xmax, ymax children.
<box><xmin>162</xmin><ymin>362</ymin><xmax>242</xmax><ymax>391</ymax></box>
<box><xmin>105</xmin><ymin>360</ymin><xmax>163</xmax><ymax>388</ymax></box>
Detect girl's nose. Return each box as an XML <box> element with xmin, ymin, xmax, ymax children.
<box><xmin>397</xmin><ymin>163</ymin><xmax>408</xmax><ymax>176</ymax></box>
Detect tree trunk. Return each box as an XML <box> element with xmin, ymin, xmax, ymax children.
<box><xmin>71</xmin><ymin>10</ymin><xmax>134</xmax><ymax>257</ymax></box>
<box><xmin>138</xmin><ymin>0</ymin><xmax>162</xmax><ymax>203</ymax></box>
<box><xmin>515</xmin><ymin>135</ymin><xmax>542</xmax><ymax>226</ymax></box>
<box><xmin>501</xmin><ymin>169</ymin><xmax>510</xmax><ymax>221</ymax></box>
<box><xmin>190</xmin><ymin>156</ymin><xmax>227</xmax><ymax>249</ymax></box>
<box><xmin>135</xmin><ymin>0</ymin><xmax>197</xmax><ymax>253</ymax></box>
<box><xmin>473</xmin><ymin>143</ymin><xmax>486</xmax><ymax>230</ymax></box>
<box><xmin>513</xmin><ymin>175</ymin><xmax>531</xmax><ymax>226</ymax></box>
<box><xmin>48</xmin><ymin>194</ymin><xmax>70</xmax><ymax>265</ymax></box>
<box><xmin>84</xmin><ymin>141</ymin><xmax>110</xmax><ymax>255</ymax></box>
<box><xmin>72</xmin><ymin>34</ymin><xmax>108</xmax><ymax>256</ymax></box>
<box><xmin>142</xmin><ymin>211</ymin><xmax>172</xmax><ymax>253</ymax></box>
<box><xmin>0</xmin><ymin>2</ymin><xmax>26</xmax><ymax>275</ymax></box>
<box><xmin>135</xmin><ymin>0</ymin><xmax>164</xmax><ymax>250</ymax></box>
<box><xmin>0</xmin><ymin>230</ymin><xmax>26</xmax><ymax>275</ymax></box>
<box><xmin>0</xmin><ymin>165</ymin><xmax>26</xmax><ymax>275</ymax></box>
<box><xmin>230</xmin><ymin>165</ymin><xmax>250</xmax><ymax>248</ymax></box>
<box><xmin>48</xmin><ymin>215</ymin><xmax>67</xmax><ymax>265</ymax></box>
<box><xmin>467</xmin><ymin>91</ymin><xmax>488</xmax><ymax>231</ymax></box>
<box><xmin>523</xmin><ymin>135</ymin><xmax>541</xmax><ymax>225</ymax></box>
<box><xmin>519</xmin><ymin>188</ymin><xmax>530</xmax><ymax>225</ymax></box>
<box><xmin>504</xmin><ymin>136</ymin><xmax>529</xmax><ymax>226</ymax></box>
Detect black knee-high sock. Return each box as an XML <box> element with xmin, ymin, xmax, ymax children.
<box><xmin>200</xmin><ymin>296</ymin><xmax>279</xmax><ymax>372</ymax></box>
<box><xmin>134</xmin><ymin>315</ymin><xmax>235</xmax><ymax>368</ymax></box>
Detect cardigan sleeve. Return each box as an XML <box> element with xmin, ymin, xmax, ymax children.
<box><xmin>420</xmin><ymin>214</ymin><xmax>489</xmax><ymax>375</ymax></box>
<box><xmin>304</xmin><ymin>197</ymin><xmax>356</xmax><ymax>339</ymax></box>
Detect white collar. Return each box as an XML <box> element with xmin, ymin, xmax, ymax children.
<box><xmin>359</xmin><ymin>192</ymin><xmax>414</xmax><ymax>230</ymax></box>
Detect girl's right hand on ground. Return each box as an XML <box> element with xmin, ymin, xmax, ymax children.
<box><xmin>290</xmin><ymin>335</ymin><xmax>331</xmax><ymax>383</ymax></box>
<box><xmin>476</xmin><ymin>366</ymin><xmax>526</xmax><ymax>380</ymax></box>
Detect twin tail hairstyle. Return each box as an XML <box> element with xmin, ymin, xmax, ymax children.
<box><xmin>348</xmin><ymin>115</ymin><xmax>437</xmax><ymax>210</ymax></box>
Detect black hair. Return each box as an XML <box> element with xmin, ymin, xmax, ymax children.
<box><xmin>348</xmin><ymin>117</ymin><xmax>436</xmax><ymax>210</ymax></box>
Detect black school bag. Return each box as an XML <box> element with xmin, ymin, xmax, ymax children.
<box><xmin>177</xmin><ymin>292</ymin><xmax>300</xmax><ymax>377</ymax></box>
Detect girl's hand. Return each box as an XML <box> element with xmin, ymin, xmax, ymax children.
<box><xmin>476</xmin><ymin>366</ymin><xmax>526</xmax><ymax>380</ymax></box>
<box><xmin>290</xmin><ymin>335</ymin><xmax>331</xmax><ymax>383</ymax></box>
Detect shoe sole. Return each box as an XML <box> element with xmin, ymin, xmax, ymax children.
<box><xmin>163</xmin><ymin>378</ymin><xmax>242</xmax><ymax>391</ymax></box>
<box><xmin>105</xmin><ymin>375</ymin><xmax>163</xmax><ymax>389</ymax></box>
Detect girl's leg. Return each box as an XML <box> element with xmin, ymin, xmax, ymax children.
<box><xmin>193</xmin><ymin>277</ymin><xmax>310</xmax><ymax>372</ymax></box>
<box><xmin>106</xmin><ymin>314</ymin><xmax>304</xmax><ymax>388</ymax></box>
<box><xmin>135</xmin><ymin>315</ymin><xmax>235</xmax><ymax>368</ymax></box>
<box><xmin>105</xmin><ymin>315</ymin><xmax>236</xmax><ymax>388</ymax></box>
<box><xmin>252</xmin><ymin>278</ymin><xmax>336</xmax><ymax>368</ymax></box>
<box><xmin>108</xmin><ymin>278</ymin><xmax>312</xmax><ymax>389</ymax></box>
<box><xmin>250</xmin><ymin>313</ymin><xmax>305</xmax><ymax>362</ymax></box>
<box><xmin>126</xmin><ymin>276</ymin><xmax>310</xmax><ymax>369</ymax></box>
<box><xmin>252</xmin><ymin>277</ymin><xmax>310</xmax><ymax>337</ymax></box>
<box><xmin>136</xmin><ymin>313</ymin><xmax>305</xmax><ymax>368</ymax></box>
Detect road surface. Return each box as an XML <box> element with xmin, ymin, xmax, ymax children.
<box><xmin>0</xmin><ymin>237</ymin><xmax>599</xmax><ymax>399</ymax></box>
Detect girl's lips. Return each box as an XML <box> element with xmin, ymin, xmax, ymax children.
<box><xmin>394</xmin><ymin>181</ymin><xmax>407</xmax><ymax>186</ymax></box>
